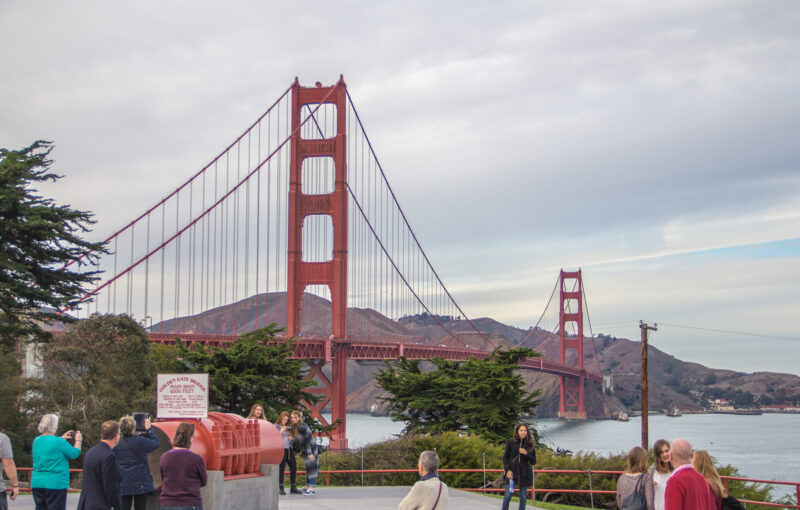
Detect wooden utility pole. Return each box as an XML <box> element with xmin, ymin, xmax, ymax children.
<box><xmin>639</xmin><ymin>321</ymin><xmax>657</xmax><ymax>450</ymax></box>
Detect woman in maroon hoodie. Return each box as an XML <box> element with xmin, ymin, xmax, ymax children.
<box><xmin>159</xmin><ymin>423</ymin><xmax>208</xmax><ymax>510</ymax></box>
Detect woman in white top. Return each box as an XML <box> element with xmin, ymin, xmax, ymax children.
<box><xmin>646</xmin><ymin>439</ymin><xmax>674</xmax><ymax>510</ymax></box>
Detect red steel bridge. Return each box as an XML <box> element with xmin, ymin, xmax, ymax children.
<box><xmin>66</xmin><ymin>77</ymin><xmax>602</xmax><ymax>449</ymax></box>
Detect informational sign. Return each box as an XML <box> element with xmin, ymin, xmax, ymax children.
<box><xmin>156</xmin><ymin>374</ymin><xmax>209</xmax><ymax>419</ymax></box>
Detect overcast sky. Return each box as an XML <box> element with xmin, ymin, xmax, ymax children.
<box><xmin>2</xmin><ymin>1</ymin><xmax>799</xmax><ymax>375</ymax></box>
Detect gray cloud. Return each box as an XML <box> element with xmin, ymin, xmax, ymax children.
<box><xmin>2</xmin><ymin>0</ymin><xmax>799</xmax><ymax>373</ymax></box>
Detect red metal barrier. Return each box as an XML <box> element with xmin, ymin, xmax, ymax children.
<box><xmin>153</xmin><ymin>412</ymin><xmax>283</xmax><ymax>478</ymax></box>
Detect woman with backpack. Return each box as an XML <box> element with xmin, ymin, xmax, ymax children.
<box><xmin>616</xmin><ymin>446</ymin><xmax>654</xmax><ymax>510</ymax></box>
<box><xmin>114</xmin><ymin>416</ymin><xmax>160</xmax><ymax>510</ymax></box>
<box><xmin>692</xmin><ymin>450</ymin><xmax>727</xmax><ymax>510</ymax></box>
<box><xmin>290</xmin><ymin>410</ymin><xmax>319</xmax><ymax>496</ymax></box>
<box><xmin>501</xmin><ymin>423</ymin><xmax>537</xmax><ymax>510</ymax></box>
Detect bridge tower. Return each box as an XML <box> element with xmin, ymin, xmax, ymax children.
<box><xmin>287</xmin><ymin>77</ymin><xmax>349</xmax><ymax>449</ymax></box>
<box><xmin>558</xmin><ymin>269</ymin><xmax>587</xmax><ymax>419</ymax></box>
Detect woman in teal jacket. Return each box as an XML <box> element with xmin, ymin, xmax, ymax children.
<box><xmin>31</xmin><ymin>414</ymin><xmax>82</xmax><ymax>510</ymax></box>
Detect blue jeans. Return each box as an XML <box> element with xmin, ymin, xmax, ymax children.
<box><xmin>303</xmin><ymin>453</ymin><xmax>319</xmax><ymax>487</ymax></box>
<box><xmin>501</xmin><ymin>484</ymin><xmax>528</xmax><ymax>510</ymax></box>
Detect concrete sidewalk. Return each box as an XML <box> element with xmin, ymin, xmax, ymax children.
<box><xmin>278</xmin><ymin>486</ymin><xmax>503</xmax><ymax>510</ymax></box>
<box><xmin>9</xmin><ymin>486</ymin><xmax>508</xmax><ymax>509</ymax></box>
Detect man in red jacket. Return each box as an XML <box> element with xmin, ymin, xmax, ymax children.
<box><xmin>665</xmin><ymin>438</ymin><xmax>719</xmax><ymax>510</ymax></box>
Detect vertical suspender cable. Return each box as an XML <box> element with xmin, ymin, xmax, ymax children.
<box><xmin>175</xmin><ymin>194</ymin><xmax>180</xmax><ymax>331</ymax></box>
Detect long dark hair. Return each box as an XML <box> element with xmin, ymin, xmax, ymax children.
<box><xmin>513</xmin><ymin>423</ymin><xmax>534</xmax><ymax>451</ymax></box>
<box><xmin>653</xmin><ymin>438</ymin><xmax>674</xmax><ymax>474</ymax></box>
<box><xmin>172</xmin><ymin>422</ymin><xmax>195</xmax><ymax>449</ymax></box>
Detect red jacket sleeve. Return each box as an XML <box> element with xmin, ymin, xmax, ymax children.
<box><xmin>664</xmin><ymin>475</ymin><xmax>682</xmax><ymax>510</ymax></box>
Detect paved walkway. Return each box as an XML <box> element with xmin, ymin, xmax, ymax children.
<box><xmin>9</xmin><ymin>487</ymin><xmax>509</xmax><ymax>509</ymax></box>
<box><xmin>279</xmin><ymin>486</ymin><xmax>503</xmax><ymax>510</ymax></box>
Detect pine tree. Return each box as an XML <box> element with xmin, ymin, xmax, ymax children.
<box><xmin>376</xmin><ymin>347</ymin><xmax>541</xmax><ymax>443</ymax></box>
<box><xmin>0</xmin><ymin>141</ymin><xmax>106</xmax><ymax>348</ymax></box>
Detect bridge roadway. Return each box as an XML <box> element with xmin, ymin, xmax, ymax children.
<box><xmin>8</xmin><ymin>487</ymin><xmax>517</xmax><ymax>510</ymax></box>
<box><xmin>149</xmin><ymin>333</ymin><xmax>603</xmax><ymax>382</ymax></box>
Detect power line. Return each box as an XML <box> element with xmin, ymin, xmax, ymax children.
<box><xmin>594</xmin><ymin>320</ymin><xmax>799</xmax><ymax>343</ymax></box>
<box><xmin>657</xmin><ymin>322</ymin><xmax>799</xmax><ymax>342</ymax></box>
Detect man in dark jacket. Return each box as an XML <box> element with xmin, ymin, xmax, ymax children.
<box><xmin>77</xmin><ymin>421</ymin><xmax>122</xmax><ymax>510</ymax></box>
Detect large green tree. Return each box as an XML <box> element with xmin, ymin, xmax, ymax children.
<box><xmin>26</xmin><ymin>314</ymin><xmax>156</xmax><ymax>446</ymax></box>
<box><xmin>152</xmin><ymin>324</ymin><xmax>316</xmax><ymax>421</ymax></box>
<box><xmin>376</xmin><ymin>348</ymin><xmax>541</xmax><ymax>444</ymax></box>
<box><xmin>0</xmin><ymin>141</ymin><xmax>106</xmax><ymax>348</ymax></box>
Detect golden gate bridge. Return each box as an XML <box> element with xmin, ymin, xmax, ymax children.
<box><xmin>64</xmin><ymin>77</ymin><xmax>602</xmax><ymax>449</ymax></box>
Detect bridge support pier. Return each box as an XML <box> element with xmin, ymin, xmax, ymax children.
<box><xmin>287</xmin><ymin>76</ymin><xmax>350</xmax><ymax>449</ymax></box>
<box><xmin>557</xmin><ymin>269</ymin><xmax>588</xmax><ymax>420</ymax></box>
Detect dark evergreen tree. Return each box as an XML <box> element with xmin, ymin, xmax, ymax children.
<box><xmin>152</xmin><ymin>324</ymin><xmax>317</xmax><ymax>421</ymax></box>
<box><xmin>26</xmin><ymin>314</ymin><xmax>156</xmax><ymax>447</ymax></box>
<box><xmin>0</xmin><ymin>141</ymin><xmax>106</xmax><ymax>348</ymax></box>
<box><xmin>376</xmin><ymin>348</ymin><xmax>541</xmax><ymax>443</ymax></box>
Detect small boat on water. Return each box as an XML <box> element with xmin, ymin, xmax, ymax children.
<box><xmin>615</xmin><ymin>412</ymin><xmax>629</xmax><ymax>422</ymax></box>
<box><xmin>370</xmin><ymin>404</ymin><xmax>379</xmax><ymax>416</ymax></box>
<box><xmin>666</xmin><ymin>405</ymin><xmax>682</xmax><ymax>417</ymax></box>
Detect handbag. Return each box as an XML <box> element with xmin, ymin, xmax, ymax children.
<box><xmin>620</xmin><ymin>474</ymin><xmax>647</xmax><ymax>510</ymax></box>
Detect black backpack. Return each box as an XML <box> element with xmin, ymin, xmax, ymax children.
<box><xmin>620</xmin><ymin>475</ymin><xmax>647</xmax><ymax>510</ymax></box>
<box><xmin>722</xmin><ymin>496</ymin><xmax>746</xmax><ymax>510</ymax></box>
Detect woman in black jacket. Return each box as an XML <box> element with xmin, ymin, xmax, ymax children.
<box><xmin>114</xmin><ymin>416</ymin><xmax>160</xmax><ymax>510</ymax></box>
<box><xmin>502</xmin><ymin>423</ymin><xmax>537</xmax><ymax>510</ymax></box>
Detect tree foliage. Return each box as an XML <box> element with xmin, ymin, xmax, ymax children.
<box><xmin>26</xmin><ymin>314</ymin><xmax>156</xmax><ymax>445</ymax></box>
<box><xmin>0</xmin><ymin>141</ymin><xmax>106</xmax><ymax>347</ymax></box>
<box><xmin>152</xmin><ymin>324</ymin><xmax>316</xmax><ymax>421</ymax></box>
<box><xmin>376</xmin><ymin>348</ymin><xmax>541</xmax><ymax>443</ymax></box>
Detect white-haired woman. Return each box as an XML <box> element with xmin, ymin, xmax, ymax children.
<box><xmin>31</xmin><ymin>414</ymin><xmax>82</xmax><ymax>510</ymax></box>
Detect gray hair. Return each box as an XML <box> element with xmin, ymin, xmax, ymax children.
<box><xmin>38</xmin><ymin>414</ymin><xmax>59</xmax><ymax>435</ymax></box>
<box><xmin>419</xmin><ymin>450</ymin><xmax>440</xmax><ymax>474</ymax></box>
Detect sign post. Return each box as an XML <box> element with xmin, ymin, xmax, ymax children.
<box><xmin>156</xmin><ymin>374</ymin><xmax>210</xmax><ymax>419</ymax></box>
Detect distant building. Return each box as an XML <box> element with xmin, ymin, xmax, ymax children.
<box><xmin>711</xmin><ymin>399</ymin><xmax>734</xmax><ymax>411</ymax></box>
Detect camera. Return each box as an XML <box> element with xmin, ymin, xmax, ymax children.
<box><xmin>133</xmin><ymin>412</ymin><xmax>150</xmax><ymax>432</ymax></box>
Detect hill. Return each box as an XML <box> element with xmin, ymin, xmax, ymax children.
<box><xmin>154</xmin><ymin>292</ymin><xmax>800</xmax><ymax>418</ymax></box>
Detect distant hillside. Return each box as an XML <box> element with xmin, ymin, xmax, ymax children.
<box><xmin>155</xmin><ymin>292</ymin><xmax>800</xmax><ymax>418</ymax></box>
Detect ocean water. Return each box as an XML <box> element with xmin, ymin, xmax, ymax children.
<box><xmin>330</xmin><ymin>412</ymin><xmax>799</xmax><ymax>498</ymax></box>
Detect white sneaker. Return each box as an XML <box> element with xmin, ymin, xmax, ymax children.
<box><xmin>303</xmin><ymin>489</ymin><xmax>316</xmax><ymax>496</ymax></box>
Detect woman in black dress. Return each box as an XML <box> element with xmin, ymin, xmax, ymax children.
<box><xmin>502</xmin><ymin>423</ymin><xmax>537</xmax><ymax>510</ymax></box>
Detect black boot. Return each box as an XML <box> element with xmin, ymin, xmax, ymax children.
<box><xmin>279</xmin><ymin>487</ymin><xmax>286</xmax><ymax>495</ymax></box>
<box><xmin>290</xmin><ymin>486</ymin><xmax>303</xmax><ymax>494</ymax></box>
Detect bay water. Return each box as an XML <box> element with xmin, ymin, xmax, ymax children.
<box><xmin>330</xmin><ymin>412</ymin><xmax>799</xmax><ymax>498</ymax></box>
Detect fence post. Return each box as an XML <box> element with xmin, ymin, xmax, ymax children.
<box><xmin>482</xmin><ymin>452</ymin><xmax>486</xmax><ymax>494</ymax></box>
<box><xmin>361</xmin><ymin>448</ymin><xmax>364</xmax><ymax>487</ymax></box>
<box><xmin>588</xmin><ymin>468</ymin><xmax>595</xmax><ymax>510</ymax></box>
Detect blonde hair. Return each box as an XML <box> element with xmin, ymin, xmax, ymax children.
<box><xmin>692</xmin><ymin>450</ymin><xmax>726</xmax><ymax>497</ymax></box>
<box><xmin>38</xmin><ymin>414</ymin><xmax>59</xmax><ymax>435</ymax></box>
<box><xmin>247</xmin><ymin>404</ymin><xmax>266</xmax><ymax>420</ymax></box>
<box><xmin>290</xmin><ymin>410</ymin><xmax>303</xmax><ymax>437</ymax></box>
<box><xmin>625</xmin><ymin>446</ymin><xmax>648</xmax><ymax>474</ymax></box>
<box><xmin>119</xmin><ymin>416</ymin><xmax>137</xmax><ymax>436</ymax></box>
